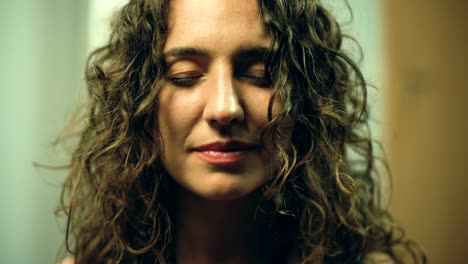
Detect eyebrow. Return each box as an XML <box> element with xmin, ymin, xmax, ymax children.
<box><xmin>234</xmin><ymin>46</ymin><xmax>270</xmax><ymax>61</ymax></box>
<box><xmin>163</xmin><ymin>47</ymin><xmax>211</xmax><ymax>59</ymax></box>
<box><xmin>163</xmin><ymin>45</ymin><xmax>272</xmax><ymax>61</ymax></box>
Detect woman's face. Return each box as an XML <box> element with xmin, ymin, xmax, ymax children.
<box><xmin>157</xmin><ymin>0</ymin><xmax>286</xmax><ymax>200</ymax></box>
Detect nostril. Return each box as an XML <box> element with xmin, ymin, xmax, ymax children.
<box><xmin>208</xmin><ymin>111</ymin><xmax>242</xmax><ymax>127</ymax></box>
<box><xmin>204</xmin><ymin>102</ymin><xmax>246</xmax><ymax>128</ymax></box>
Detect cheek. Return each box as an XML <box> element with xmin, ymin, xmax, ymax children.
<box><xmin>243</xmin><ymin>89</ymin><xmax>276</xmax><ymax>127</ymax></box>
<box><xmin>245</xmin><ymin>90</ymin><xmax>292</xmax><ymax>132</ymax></box>
<box><xmin>156</xmin><ymin>88</ymin><xmax>202</xmax><ymax>137</ymax></box>
<box><xmin>268</xmin><ymin>91</ymin><xmax>294</xmax><ymax>134</ymax></box>
<box><xmin>251</xmin><ymin>92</ymin><xmax>294</xmax><ymax>157</ymax></box>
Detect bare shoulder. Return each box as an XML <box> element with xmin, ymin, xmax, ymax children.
<box><xmin>59</xmin><ymin>257</ymin><xmax>74</xmax><ymax>264</ymax></box>
<box><xmin>364</xmin><ymin>252</ymin><xmax>396</xmax><ymax>264</ymax></box>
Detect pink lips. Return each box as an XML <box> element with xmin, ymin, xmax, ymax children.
<box><xmin>193</xmin><ymin>141</ymin><xmax>260</xmax><ymax>165</ymax></box>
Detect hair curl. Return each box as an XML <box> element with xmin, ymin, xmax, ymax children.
<box><xmin>57</xmin><ymin>0</ymin><xmax>426</xmax><ymax>263</ymax></box>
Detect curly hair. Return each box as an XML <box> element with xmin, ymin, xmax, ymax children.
<box><xmin>57</xmin><ymin>0</ymin><xmax>426</xmax><ymax>263</ymax></box>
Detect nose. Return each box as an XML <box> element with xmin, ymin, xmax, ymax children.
<box><xmin>202</xmin><ymin>64</ymin><xmax>245</xmax><ymax>127</ymax></box>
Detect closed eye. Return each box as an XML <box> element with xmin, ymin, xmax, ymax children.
<box><xmin>167</xmin><ymin>73</ymin><xmax>203</xmax><ymax>87</ymax></box>
<box><xmin>240</xmin><ymin>74</ymin><xmax>272</xmax><ymax>87</ymax></box>
<box><xmin>235</xmin><ymin>60</ymin><xmax>271</xmax><ymax>87</ymax></box>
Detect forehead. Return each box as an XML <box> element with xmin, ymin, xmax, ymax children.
<box><xmin>164</xmin><ymin>0</ymin><xmax>271</xmax><ymax>53</ymax></box>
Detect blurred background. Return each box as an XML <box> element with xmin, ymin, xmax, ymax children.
<box><xmin>0</xmin><ymin>0</ymin><xmax>466</xmax><ymax>263</ymax></box>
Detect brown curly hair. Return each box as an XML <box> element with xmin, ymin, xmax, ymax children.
<box><xmin>57</xmin><ymin>0</ymin><xmax>426</xmax><ymax>263</ymax></box>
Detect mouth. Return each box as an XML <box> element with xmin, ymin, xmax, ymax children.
<box><xmin>193</xmin><ymin>141</ymin><xmax>261</xmax><ymax>152</ymax></box>
<box><xmin>193</xmin><ymin>141</ymin><xmax>261</xmax><ymax>165</ymax></box>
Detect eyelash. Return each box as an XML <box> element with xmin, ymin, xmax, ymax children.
<box><xmin>242</xmin><ymin>75</ymin><xmax>272</xmax><ymax>87</ymax></box>
<box><xmin>167</xmin><ymin>73</ymin><xmax>271</xmax><ymax>87</ymax></box>
<box><xmin>168</xmin><ymin>75</ymin><xmax>202</xmax><ymax>87</ymax></box>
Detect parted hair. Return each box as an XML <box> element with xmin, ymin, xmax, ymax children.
<box><xmin>57</xmin><ymin>0</ymin><xmax>426</xmax><ymax>263</ymax></box>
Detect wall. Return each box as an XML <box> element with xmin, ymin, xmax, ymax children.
<box><xmin>384</xmin><ymin>1</ymin><xmax>468</xmax><ymax>263</ymax></box>
<box><xmin>0</xmin><ymin>1</ymin><xmax>88</xmax><ymax>263</ymax></box>
<box><xmin>328</xmin><ymin>0</ymin><xmax>385</xmax><ymax>129</ymax></box>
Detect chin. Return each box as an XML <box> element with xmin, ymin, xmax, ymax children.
<box><xmin>168</xmin><ymin>164</ymin><xmax>271</xmax><ymax>201</ymax></box>
<box><xmin>199</xmin><ymin>182</ymin><xmax>253</xmax><ymax>201</ymax></box>
<box><xmin>186</xmin><ymin>174</ymin><xmax>263</xmax><ymax>201</ymax></box>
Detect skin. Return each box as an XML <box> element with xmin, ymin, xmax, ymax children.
<box><xmin>158</xmin><ymin>0</ymin><xmax>281</xmax><ymax>201</ymax></box>
<box><xmin>156</xmin><ymin>0</ymin><xmax>288</xmax><ymax>263</ymax></box>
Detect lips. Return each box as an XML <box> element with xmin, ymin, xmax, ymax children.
<box><xmin>193</xmin><ymin>141</ymin><xmax>260</xmax><ymax>165</ymax></box>
<box><xmin>193</xmin><ymin>141</ymin><xmax>260</xmax><ymax>152</ymax></box>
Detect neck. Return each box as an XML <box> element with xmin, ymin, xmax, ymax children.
<box><xmin>173</xmin><ymin>188</ymin><xmax>278</xmax><ymax>264</ymax></box>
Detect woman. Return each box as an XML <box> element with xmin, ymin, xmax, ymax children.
<box><xmin>58</xmin><ymin>0</ymin><xmax>425</xmax><ymax>263</ymax></box>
